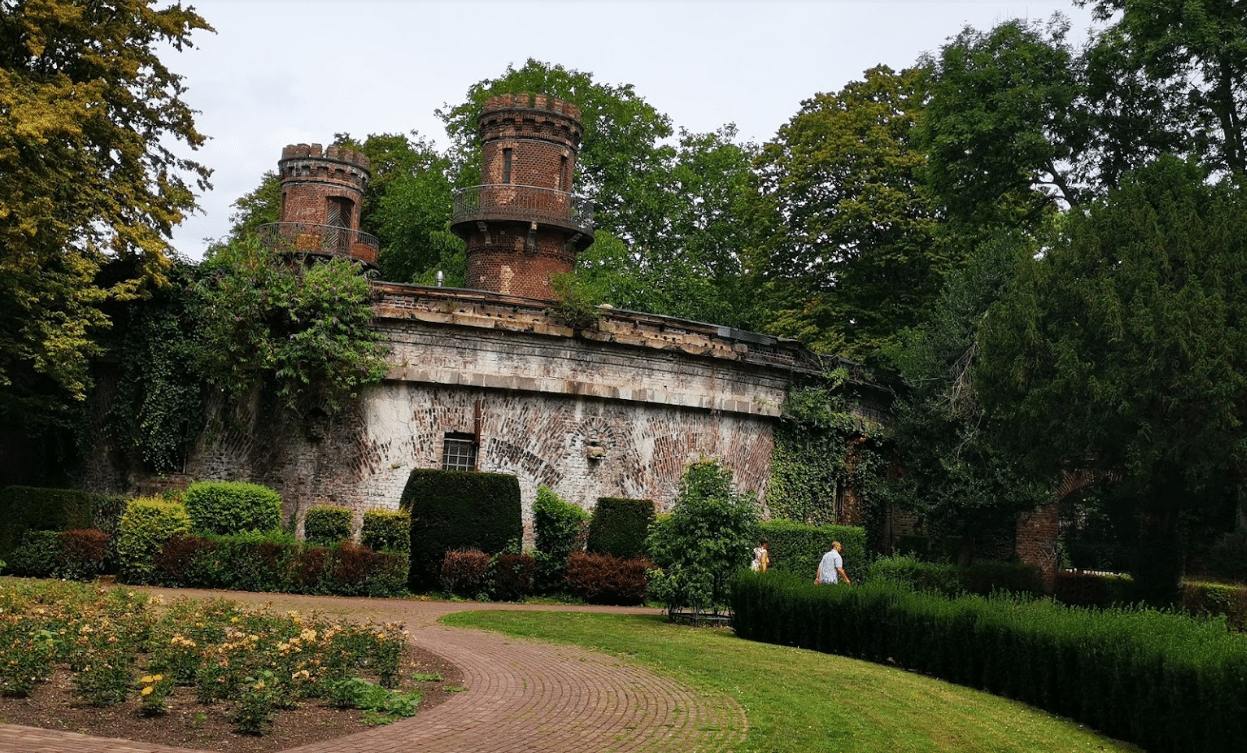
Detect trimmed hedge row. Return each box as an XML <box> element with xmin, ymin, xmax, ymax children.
<box><xmin>0</xmin><ymin>486</ymin><xmax>124</xmax><ymax>558</ymax></box>
<box><xmin>1058</xmin><ymin>571</ymin><xmax>1247</xmax><ymax>631</ymax></box>
<box><xmin>362</xmin><ymin>510</ymin><xmax>411</xmax><ymax>554</ymax></box>
<box><xmin>304</xmin><ymin>506</ymin><xmax>353</xmax><ymax>546</ymax></box>
<box><xmin>183</xmin><ymin>481</ymin><xmax>282</xmax><ymax>535</ymax></box>
<box><xmin>757</xmin><ymin>520</ymin><xmax>866</xmax><ymax>580</ymax></box>
<box><xmin>731</xmin><ymin>571</ymin><xmax>1247</xmax><ymax>753</ymax></box>
<box><xmin>867</xmin><ymin>555</ymin><xmax>1045</xmax><ymax>597</ymax></box>
<box><xmin>152</xmin><ymin>533</ymin><xmax>407</xmax><ymax>597</ymax></box>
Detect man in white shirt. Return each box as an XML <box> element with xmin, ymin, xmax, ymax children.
<box><xmin>815</xmin><ymin>541</ymin><xmax>850</xmax><ymax>585</ymax></box>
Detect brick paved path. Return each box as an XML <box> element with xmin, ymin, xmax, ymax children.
<box><xmin>0</xmin><ymin>589</ymin><xmax>746</xmax><ymax>753</ymax></box>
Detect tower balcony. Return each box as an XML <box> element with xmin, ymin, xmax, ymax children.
<box><xmin>257</xmin><ymin>222</ymin><xmax>379</xmax><ymax>266</ymax></box>
<box><xmin>451</xmin><ymin>184</ymin><xmax>595</xmax><ymax>237</ymax></box>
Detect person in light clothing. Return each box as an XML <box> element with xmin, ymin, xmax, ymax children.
<box><xmin>815</xmin><ymin>541</ymin><xmax>850</xmax><ymax>585</ymax></box>
<box><xmin>751</xmin><ymin>541</ymin><xmax>770</xmax><ymax>572</ymax></box>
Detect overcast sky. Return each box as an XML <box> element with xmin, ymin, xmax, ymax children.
<box><xmin>169</xmin><ymin>0</ymin><xmax>1098</xmax><ymax>259</ymax></box>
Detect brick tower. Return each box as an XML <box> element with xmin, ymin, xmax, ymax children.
<box><xmin>259</xmin><ymin>143</ymin><xmax>379</xmax><ymax>268</ymax></box>
<box><xmin>450</xmin><ymin>93</ymin><xmax>594</xmax><ymax>300</ymax></box>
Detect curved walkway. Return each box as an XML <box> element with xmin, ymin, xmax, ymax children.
<box><xmin>0</xmin><ymin>589</ymin><xmax>746</xmax><ymax>753</ymax></box>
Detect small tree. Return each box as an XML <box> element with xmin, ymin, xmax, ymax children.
<box><xmin>646</xmin><ymin>459</ymin><xmax>760</xmax><ymax>615</ymax></box>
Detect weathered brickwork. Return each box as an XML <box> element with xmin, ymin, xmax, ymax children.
<box><xmin>453</xmin><ymin>93</ymin><xmax>592</xmax><ymax>300</ymax></box>
<box><xmin>160</xmin><ymin>302</ymin><xmax>785</xmax><ymax>545</ymax></box>
<box><xmin>277</xmin><ymin>143</ymin><xmax>369</xmax><ymax>228</ymax></box>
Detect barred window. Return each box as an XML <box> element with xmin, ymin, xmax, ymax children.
<box><xmin>442</xmin><ymin>433</ymin><xmax>477</xmax><ymax>471</ymax></box>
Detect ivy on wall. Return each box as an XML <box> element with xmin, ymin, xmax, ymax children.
<box><xmin>101</xmin><ymin>241</ymin><xmax>389</xmax><ymax>475</ymax></box>
<box><xmin>766</xmin><ymin>367</ymin><xmax>888</xmax><ymax>544</ymax></box>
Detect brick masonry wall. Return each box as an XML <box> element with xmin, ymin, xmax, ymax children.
<box><xmin>106</xmin><ymin>287</ymin><xmax>797</xmax><ymax>546</ymax></box>
<box><xmin>278</xmin><ymin>144</ymin><xmax>369</xmax><ymax>228</ymax></box>
<box><xmin>465</xmin><ymin>227</ymin><xmax>576</xmax><ymax>299</ymax></box>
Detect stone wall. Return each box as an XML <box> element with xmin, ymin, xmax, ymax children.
<box><xmin>127</xmin><ymin>283</ymin><xmax>811</xmax><ymax>544</ymax></box>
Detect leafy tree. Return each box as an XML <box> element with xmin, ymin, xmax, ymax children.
<box><xmin>194</xmin><ymin>239</ymin><xmax>388</xmax><ymax>411</ymax></box>
<box><xmin>570</xmin><ymin>126</ymin><xmax>762</xmax><ymax>326</ymax></box>
<box><xmin>646</xmin><ymin>459</ymin><xmax>760</xmax><ymax>613</ymax></box>
<box><xmin>1079</xmin><ymin>0</ymin><xmax>1247</xmax><ymax>178</ymax></box>
<box><xmin>749</xmin><ymin>65</ymin><xmax>945</xmax><ymax>358</ymax></box>
<box><xmin>0</xmin><ymin>0</ymin><xmax>211</xmax><ymax>410</ymax></box>
<box><xmin>921</xmin><ymin>14</ymin><xmax>1190</xmax><ymax>236</ymax></box>
<box><xmin>976</xmin><ymin>156</ymin><xmax>1247</xmax><ymax>602</ymax></box>
<box><xmin>225</xmin><ymin>172</ymin><xmax>281</xmax><ymax>245</ymax></box>
<box><xmin>880</xmin><ymin>233</ymin><xmax>1050</xmax><ymax>563</ymax></box>
<box><xmin>920</xmin><ymin>17</ymin><xmax>1092</xmax><ymax>233</ymax></box>
<box><xmin>331</xmin><ymin>131</ymin><xmax>464</xmax><ymax>285</ymax></box>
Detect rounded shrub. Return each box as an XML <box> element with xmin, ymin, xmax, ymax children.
<box><xmin>361</xmin><ymin>510</ymin><xmax>411</xmax><ymax>554</ymax></box>
<box><xmin>182</xmin><ymin>481</ymin><xmax>282</xmax><ymax>536</ymax></box>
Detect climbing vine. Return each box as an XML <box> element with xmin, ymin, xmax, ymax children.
<box><xmin>105</xmin><ymin>264</ymin><xmax>207</xmax><ymax>474</ymax></box>
<box><xmin>766</xmin><ymin>366</ymin><xmax>889</xmax><ymax>543</ymax></box>
<box><xmin>103</xmin><ymin>241</ymin><xmax>390</xmax><ymax>473</ymax></box>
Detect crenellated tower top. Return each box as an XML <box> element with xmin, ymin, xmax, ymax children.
<box><xmin>450</xmin><ymin>93</ymin><xmax>594</xmax><ymax>300</ymax></box>
<box><xmin>260</xmin><ymin>143</ymin><xmax>379</xmax><ymax>268</ymax></box>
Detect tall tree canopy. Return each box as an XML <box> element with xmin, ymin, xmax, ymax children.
<box><xmin>0</xmin><ymin>0</ymin><xmax>211</xmax><ymax>414</ymax></box>
<box><xmin>749</xmin><ymin>65</ymin><xmax>943</xmax><ymax>357</ymax></box>
<box><xmin>1079</xmin><ymin>0</ymin><xmax>1247</xmax><ymax>179</ymax></box>
<box><xmin>976</xmin><ymin>156</ymin><xmax>1247</xmax><ymax>599</ymax></box>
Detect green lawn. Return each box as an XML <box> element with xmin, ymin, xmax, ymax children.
<box><xmin>443</xmin><ymin>610</ymin><xmax>1141</xmax><ymax>753</ymax></box>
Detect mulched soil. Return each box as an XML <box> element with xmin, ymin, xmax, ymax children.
<box><xmin>0</xmin><ymin>642</ymin><xmax>464</xmax><ymax>753</ymax></box>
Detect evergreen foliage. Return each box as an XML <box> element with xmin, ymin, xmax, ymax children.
<box><xmin>532</xmin><ymin>485</ymin><xmax>589</xmax><ymax>594</ymax></box>
<box><xmin>732</xmin><ymin>572</ymin><xmax>1247</xmax><ymax>753</ymax></box>
<box><xmin>586</xmin><ymin>497</ymin><xmax>654</xmax><ymax>558</ymax></box>
<box><xmin>757</xmin><ymin>520</ymin><xmax>866</xmax><ymax>580</ymax></box>
<box><xmin>865</xmin><ymin>554</ymin><xmax>1045</xmax><ymax>597</ymax></box>
<box><xmin>361</xmin><ymin>510</ymin><xmax>411</xmax><ymax>554</ymax></box>
<box><xmin>116</xmin><ymin>497</ymin><xmax>191</xmax><ymax>584</ymax></box>
<box><xmin>978</xmin><ymin>156</ymin><xmax>1247</xmax><ymax>603</ymax></box>
<box><xmin>182</xmin><ymin>481</ymin><xmax>282</xmax><ymax>536</ymax></box>
<box><xmin>401</xmin><ymin>469</ymin><xmax>522</xmax><ymax>591</ymax></box>
<box><xmin>0</xmin><ymin>486</ymin><xmax>98</xmax><ymax>556</ymax></box>
<box><xmin>645</xmin><ymin>459</ymin><xmax>760</xmax><ymax>613</ymax></box>
<box><xmin>302</xmin><ymin>506</ymin><xmax>353</xmax><ymax>547</ymax></box>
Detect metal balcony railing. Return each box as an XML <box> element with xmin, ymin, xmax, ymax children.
<box><xmin>257</xmin><ymin>222</ymin><xmax>380</xmax><ymax>265</ymax></box>
<box><xmin>452</xmin><ymin>184</ymin><xmax>594</xmax><ymax>235</ymax></box>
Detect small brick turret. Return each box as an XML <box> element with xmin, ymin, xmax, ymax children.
<box><xmin>258</xmin><ymin>143</ymin><xmax>379</xmax><ymax>267</ymax></box>
<box><xmin>451</xmin><ymin>93</ymin><xmax>595</xmax><ymax>300</ymax></box>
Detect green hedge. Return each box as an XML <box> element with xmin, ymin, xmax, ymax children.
<box><xmin>303</xmin><ymin>506</ymin><xmax>353</xmax><ymax>546</ymax></box>
<box><xmin>6</xmin><ymin>530</ymin><xmax>61</xmax><ymax>577</ymax></box>
<box><xmin>401</xmin><ymin>469</ymin><xmax>521</xmax><ymax>591</ymax></box>
<box><xmin>152</xmin><ymin>533</ymin><xmax>407</xmax><ymax>597</ymax></box>
<box><xmin>361</xmin><ymin>510</ymin><xmax>410</xmax><ymax>554</ymax></box>
<box><xmin>1182</xmin><ymin>581</ymin><xmax>1247</xmax><ymax>631</ymax></box>
<box><xmin>758</xmin><ymin>520</ymin><xmax>866</xmax><ymax>581</ymax></box>
<box><xmin>867</xmin><ymin>555</ymin><xmax>1045</xmax><ymax>597</ymax></box>
<box><xmin>587</xmin><ymin>497</ymin><xmax>654</xmax><ymax>558</ymax></box>
<box><xmin>731</xmin><ymin>571</ymin><xmax>1247</xmax><ymax>753</ymax></box>
<box><xmin>182</xmin><ymin>481</ymin><xmax>282</xmax><ymax>536</ymax></box>
<box><xmin>0</xmin><ymin>486</ymin><xmax>99</xmax><ymax>556</ymax></box>
<box><xmin>116</xmin><ymin>498</ymin><xmax>192</xmax><ymax>584</ymax></box>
